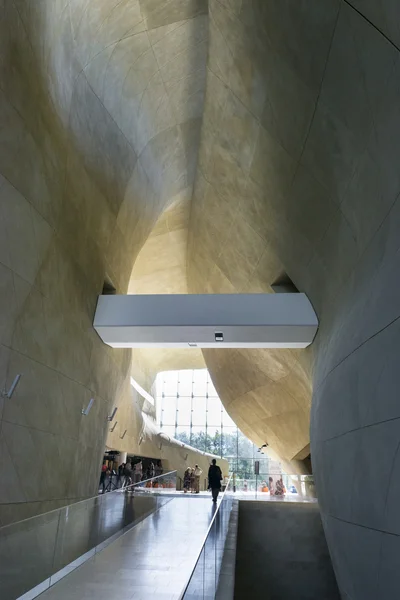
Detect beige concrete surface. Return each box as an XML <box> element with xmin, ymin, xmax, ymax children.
<box><xmin>187</xmin><ymin>0</ymin><xmax>326</xmax><ymax>469</ymax></box>
<box><xmin>2</xmin><ymin>1</ymin><xmax>400</xmax><ymax>597</ymax></box>
<box><xmin>0</xmin><ymin>0</ymin><xmax>213</xmax><ymax>526</ymax></box>
<box><xmin>187</xmin><ymin>2</ymin><xmax>400</xmax><ymax>598</ymax></box>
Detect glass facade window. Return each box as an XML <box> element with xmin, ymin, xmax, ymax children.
<box><xmin>160</xmin><ymin>399</ymin><xmax>176</xmax><ymax>426</ymax></box>
<box><xmin>191</xmin><ymin>396</ymin><xmax>207</xmax><ymax>426</ymax></box>
<box><xmin>176</xmin><ymin>396</ymin><xmax>191</xmax><ymax>425</ymax></box>
<box><xmin>177</xmin><ymin>370</ymin><xmax>192</xmax><ymax>397</ymax></box>
<box><xmin>156</xmin><ymin>369</ymin><xmax>275</xmax><ymax>478</ymax></box>
<box><xmin>207</xmin><ymin>399</ymin><xmax>222</xmax><ymax>426</ymax></box>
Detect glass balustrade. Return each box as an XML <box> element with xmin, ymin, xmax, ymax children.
<box><xmin>233</xmin><ymin>473</ymin><xmax>317</xmax><ymax>501</ymax></box>
<box><xmin>180</xmin><ymin>475</ymin><xmax>234</xmax><ymax>600</ymax></box>
<box><xmin>0</xmin><ymin>470</ymin><xmax>177</xmax><ymax>600</ymax></box>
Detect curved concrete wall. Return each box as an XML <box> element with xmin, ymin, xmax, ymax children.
<box><xmin>106</xmin><ymin>379</ymin><xmax>228</xmax><ymax>484</ymax></box>
<box><xmin>3</xmin><ymin>0</ymin><xmax>400</xmax><ymax>595</ymax></box>
<box><xmin>310</xmin><ymin>5</ymin><xmax>400</xmax><ymax>598</ymax></box>
<box><xmin>186</xmin><ymin>1</ymin><xmax>400</xmax><ymax>597</ymax></box>
<box><xmin>0</xmin><ymin>0</ymin><xmax>211</xmax><ymax>525</ymax></box>
<box><xmin>187</xmin><ymin>0</ymin><xmax>328</xmax><ymax>468</ymax></box>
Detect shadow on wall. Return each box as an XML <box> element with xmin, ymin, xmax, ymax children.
<box><xmin>0</xmin><ymin>1</ymin><xmax>132</xmax><ymax>525</ymax></box>
<box><xmin>186</xmin><ymin>1</ymin><xmax>400</xmax><ymax>598</ymax></box>
<box><xmin>0</xmin><ymin>0</ymin><xmax>208</xmax><ymax>526</ymax></box>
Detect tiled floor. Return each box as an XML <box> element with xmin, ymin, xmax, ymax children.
<box><xmin>38</xmin><ymin>497</ymin><xmax>218</xmax><ymax>600</ymax></box>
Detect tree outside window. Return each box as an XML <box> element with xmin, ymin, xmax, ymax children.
<box><xmin>156</xmin><ymin>369</ymin><xmax>272</xmax><ymax>479</ymax></box>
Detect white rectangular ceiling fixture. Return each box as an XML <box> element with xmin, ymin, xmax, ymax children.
<box><xmin>93</xmin><ymin>294</ymin><xmax>318</xmax><ymax>349</ymax></box>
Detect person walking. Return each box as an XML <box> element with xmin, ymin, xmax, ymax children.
<box><xmin>99</xmin><ymin>461</ymin><xmax>108</xmax><ymax>494</ymax></box>
<box><xmin>145</xmin><ymin>464</ymin><xmax>151</xmax><ymax>481</ymax></box>
<box><xmin>208</xmin><ymin>459</ymin><xmax>222</xmax><ymax>503</ymax></box>
<box><xmin>117</xmin><ymin>463</ymin><xmax>125</xmax><ymax>488</ymax></box>
<box><xmin>183</xmin><ymin>467</ymin><xmax>191</xmax><ymax>493</ymax></box>
<box><xmin>193</xmin><ymin>464</ymin><xmax>203</xmax><ymax>494</ymax></box>
<box><xmin>134</xmin><ymin>460</ymin><xmax>143</xmax><ymax>483</ymax></box>
<box><xmin>189</xmin><ymin>467</ymin><xmax>195</xmax><ymax>493</ymax></box>
<box><xmin>275</xmin><ymin>477</ymin><xmax>285</xmax><ymax>496</ymax></box>
<box><xmin>268</xmin><ymin>477</ymin><xmax>275</xmax><ymax>496</ymax></box>
<box><xmin>123</xmin><ymin>462</ymin><xmax>133</xmax><ymax>488</ymax></box>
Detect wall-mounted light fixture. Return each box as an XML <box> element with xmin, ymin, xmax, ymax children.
<box><xmin>81</xmin><ymin>398</ymin><xmax>94</xmax><ymax>416</ymax></box>
<box><xmin>110</xmin><ymin>421</ymin><xmax>118</xmax><ymax>433</ymax></box>
<box><xmin>107</xmin><ymin>407</ymin><xmax>118</xmax><ymax>422</ymax></box>
<box><xmin>2</xmin><ymin>374</ymin><xmax>22</xmax><ymax>399</ymax></box>
<box><xmin>184</xmin><ymin>453</ymin><xmax>188</xmax><ymax>461</ymax></box>
<box><xmin>138</xmin><ymin>433</ymin><xmax>144</xmax><ymax>446</ymax></box>
<box><xmin>120</xmin><ymin>429</ymin><xmax>127</xmax><ymax>440</ymax></box>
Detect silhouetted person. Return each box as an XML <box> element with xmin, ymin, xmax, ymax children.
<box><xmin>123</xmin><ymin>462</ymin><xmax>133</xmax><ymax>488</ymax></box>
<box><xmin>134</xmin><ymin>460</ymin><xmax>143</xmax><ymax>483</ymax></box>
<box><xmin>117</xmin><ymin>463</ymin><xmax>125</xmax><ymax>487</ymax></box>
<box><xmin>190</xmin><ymin>467</ymin><xmax>195</xmax><ymax>493</ymax></box>
<box><xmin>208</xmin><ymin>459</ymin><xmax>222</xmax><ymax>503</ymax></box>
<box><xmin>183</xmin><ymin>467</ymin><xmax>191</xmax><ymax>493</ymax></box>
<box><xmin>99</xmin><ymin>462</ymin><xmax>108</xmax><ymax>494</ymax></box>
<box><xmin>155</xmin><ymin>460</ymin><xmax>163</xmax><ymax>477</ymax></box>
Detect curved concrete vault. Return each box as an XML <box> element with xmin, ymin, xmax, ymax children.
<box><xmin>188</xmin><ymin>2</ymin><xmax>400</xmax><ymax>598</ymax></box>
<box><xmin>0</xmin><ymin>0</ymin><xmax>211</xmax><ymax>525</ymax></box>
<box><xmin>2</xmin><ymin>1</ymin><xmax>400</xmax><ymax>597</ymax></box>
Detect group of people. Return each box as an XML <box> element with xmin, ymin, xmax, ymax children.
<box><xmin>183</xmin><ymin>459</ymin><xmax>223</xmax><ymax>503</ymax></box>
<box><xmin>118</xmin><ymin>460</ymin><xmax>142</xmax><ymax>488</ymax></box>
<box><xmin>241</xmin><ymin>475</ymin><xmax>286</xmax><ymax>495</ymax></box>
<box><xmin>118</xmin><ymin>460</ymin><xmax>163</xmax><ymax>488</ymax></box>
<box><xmin>183</xmin><ymin>464</ymin><xmax>203</xmax><ymax>494</ymax></box>
<box><xmin>99</xmin><ymin>459</ymin><xmax>164</xmax><ymax>493</ymax></box>
<box><xmin>268</xmin><ymin>476</ymin><xmax>286</xmax><ymax>496</ymax></box>
<box><xmin>100</xmin><ymin>456</ymin><xmax>224</xmax><ymax>502</ymax></box>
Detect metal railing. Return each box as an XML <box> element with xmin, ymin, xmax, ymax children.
<box><xmin>0</xmin><ymin>470</ymin><xmax>177</xmax><ymax>600</ymax></box>
<box><xmin>179</xmin><ymin>475</ymin><xmax>234</xmax><ymax>599</ymax></box>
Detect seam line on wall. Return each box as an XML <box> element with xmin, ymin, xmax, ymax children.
<box><xmin>319</xmin><ymin>413</ymin><xmax>400</xmax><ymax>444</ymax></box>
<box><xmin>315</xmin><ymin>311</ymin><xmax>400</xmax><ymax>394</ymax></box>
<box><xmin>327</xmin><ymin>511</ymin><xmax>400</xmax><ymax>538</ymax></box>
<box><xmin>343</xmin><ymin>0</ymin><xmax>400</xmax><ymax>52</ymax></box>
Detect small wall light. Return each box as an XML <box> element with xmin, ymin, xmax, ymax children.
<box><xmin>110</xmin><ymin>421</ymin><xmax>118</xmax><ymax>433</ymax></box>
<box><xmin>82</xmin><ymin>398</ymin><xmax>94</xmax><ymax>415</ymax></box>
<box><xmin>107</xmin><ymin>407</ymin><xmax>118</xmax><ymax>422</ymax></box>
<box><xmin>2</xmin><ymin>374</ymin><xmax>22</xmax><ymax>399</ymax></box>
<box><xmin>120</xmin><ymin>429</ymin><xmax>127</xmax><ymax>439</ymax></box>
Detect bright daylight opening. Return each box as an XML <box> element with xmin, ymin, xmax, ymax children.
<box><xmin>156</xmin><ymin>369</ymin><xmax>295</xmax><ymax>492</ymax></box>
